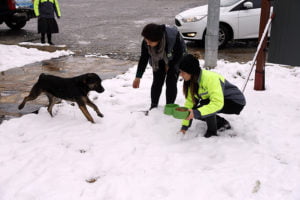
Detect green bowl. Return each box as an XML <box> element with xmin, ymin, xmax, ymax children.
<box><xmin>164</xmin><ymin>104</ymin><xmax>179</xmax><ymax>115</ymax></box>
<box><xmin>172</xmin><ymin>107</ymin><xmax>190</xmax><ymax>119</ymax></box>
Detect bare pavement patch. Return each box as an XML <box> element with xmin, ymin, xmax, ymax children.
<box><xmin>0</xmin><ymin>45</ymin><xmax>136</xmax><ymax>123</ymax></box>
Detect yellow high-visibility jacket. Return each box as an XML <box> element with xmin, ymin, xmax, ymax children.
<box><xmin>182</xmin><ymin>69</ymin><xmax>245</xmax><ymax>127</ymax></box>
<box><xmin>34</xmin><ymin>0</ymin><xmax>61</xmax><ymax>18</ymax></box>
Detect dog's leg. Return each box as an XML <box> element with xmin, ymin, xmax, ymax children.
<box><xmin>46</xmin><ymin>93</ymin><xmax>55</xmax><ymax>117</ymax></box>
<box><xmin>77</xmin><ymin>101</ymin><xmax>95</xmax><ymax>123</ymax></box>
<box><xmin>85</xmin><ymin>97</ymin><xmax>104</xmax><ymax>117</ymax></box>
<box><xmin>18</xmin><ymin>83</ymin><xmax>42</xmax><ymax>110</ymax></box>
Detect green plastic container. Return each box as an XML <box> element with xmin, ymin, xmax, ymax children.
<box><xmin>164</xmin><ymin>104</ymin><xmax>179</xmax><ymax>115</ymax></box>
<box><xmin>172</xmin><ymin>107</ymin><xmax>190</xmax><ymax>119</ymax></box>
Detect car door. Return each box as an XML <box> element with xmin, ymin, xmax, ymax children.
<box><xmin>234</xmin><ymin>0</ymin><xmax>261</xmax><ymax>39</ymax></box>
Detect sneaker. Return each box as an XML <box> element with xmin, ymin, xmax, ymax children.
<box><xmin>41</xmin><ymin>40</ymin><xmax>45</xmax><ymax>44</ymax></box>
<box><xmin>48</xmin><ymin>41</ymin><xmax>55</xmax><ymax>45</ymax></box>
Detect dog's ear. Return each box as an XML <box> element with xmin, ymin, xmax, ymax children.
<box><xmin>86</xmin><ymin>73</ymin><xmax>101</xmax><ymax>83</ymax></box>
<box><xmin>82</xmin><ymin>73</ymin><xmax>94</xmax><ymax>84</ymax></box>
<box><xmin>82</xmin><ymin>76</ymin><xmax>88</xmax><ymax>84</ymax></box>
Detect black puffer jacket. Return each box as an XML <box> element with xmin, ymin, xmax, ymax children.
<box><xmin>136</xmin><ymin>25</ymin><xmax>187</xmax><ymax>78</ymax></box>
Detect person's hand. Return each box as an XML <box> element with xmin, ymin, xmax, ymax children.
<box><xmin>165</xmin><ymin>65</ymin><xmax>169</xmax><ymax>73</ymax></box>
<box><xmin>132</xmin><ymin>78</ymin><xmax>140</xmax><ymax>88</ymax></box>
<box><xmin>185</xmin><ymin>109</ymin><xmax>194</xmax><ymax>120</ymax></box>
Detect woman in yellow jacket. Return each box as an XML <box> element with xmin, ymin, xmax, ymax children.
<box><xmin>179</xmin><ymin>54</ymin><xmax>246</xmax><ymax>138</ymax></box>
<box><xmin>34</xmin><ymin>0</ymin><xmax>61</xmax><ymax>45</ymax></box>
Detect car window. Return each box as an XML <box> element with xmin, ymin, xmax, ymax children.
<box><xmin>231</xmin><ymin>0</ymin><xmax>261</xmax><ymax>11</ymax></box>
<box><xmin>220</xmin><ymin>0</ymin><xmax>242</xmax><ymax>7</ymax></box>
<box><xmin>251</xmin><ymin>0</ymin><xmax>261</xmax><ymax>9</ymax></box>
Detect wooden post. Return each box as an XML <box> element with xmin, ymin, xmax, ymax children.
<box><xmin>254</xmin><ymin>0</ymin><xmax>271</xmax><ymax>90</ymax></box>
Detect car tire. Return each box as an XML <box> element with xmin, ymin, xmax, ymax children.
<box><xmin>5</xmin><ymin>20</ymin><xmax>27</xmax><ymax>30</ymax></box>
<box><xmin>195</xmin><ymin>40</ymin><xmax>205</xmax><ymax>47</ymax></box>
<box><xmin>218</xmin><ymin>24</ymin><xmax>230</xmax><ymax>48</ymax></box>
<box><xmin>201</xmin><ymin>24</ymin><xmax>230</xmax><ymax>49</ymax></box>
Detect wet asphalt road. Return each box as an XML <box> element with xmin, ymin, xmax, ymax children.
<box><xmin>0</xmin><ymin>0</ymin><xmax>257</xmax><ymax>61</ymax></box>
<box><xmin>0</xmin><ymin>0</ymin><xmax>206</xmax><ymax>59</ymax></box>
<box><xmin>0</xmin><ymin>0</ymin><xmax>258</xmax><ymax>123</ymax></box>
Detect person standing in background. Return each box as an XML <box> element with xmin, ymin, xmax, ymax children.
<box><xmin>34</xmin><ymin>0</ymin><xmax>61</xmax><ymax>45</ymax></box>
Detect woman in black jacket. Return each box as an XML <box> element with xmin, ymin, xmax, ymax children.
<box><xmin>132</xmin><ymin>23</ymin><xmax>187</xmax><ymax>110</ymax></box>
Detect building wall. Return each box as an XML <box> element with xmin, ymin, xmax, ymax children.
<box><xmin>268</xmin><ymin>0</ymin><xmax>300</xmax><ymax>66</ymax></box>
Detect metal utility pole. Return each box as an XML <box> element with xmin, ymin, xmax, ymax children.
<box><xmin>254</xmin><ymin>0</ymin><xmax>271</xmax><ymax>90</ymax></box>
<box><xmin>204</xmin><ymin>0</ymin><xmax>220</xmax><ymax>69</ymax></box>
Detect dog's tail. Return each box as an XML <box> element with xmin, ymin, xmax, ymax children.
<box><xmin>40</xmin><ymin>73</ymin><xmax>46</xmax><ymax>77</ymax></box>
<box><xmin>38</xmin><ymin>73</ymin><xmax>46</xmax><ymax>81</ymax></box>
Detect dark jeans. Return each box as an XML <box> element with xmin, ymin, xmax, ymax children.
<box><xmin>198</xmin><ymin>99</ymin><xmax>245</xmax><ymax>134</ymax></box>
<box><xmin>151</xmin><ymin>63</ymin><xmax>179</xmax><ymax>107</ymax></box>
<box><xmin>219</xmin><ymin>99</ymin><xmax>244</xmax><ymax>115</ymax></box>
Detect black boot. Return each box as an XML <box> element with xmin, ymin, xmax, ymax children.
<box><xmin>47</xmin><ymin>33</ymin><xmax>54</xmax><ymax>45</ymax></box>
<box><xmin>204</xmin><ymin>130</ymin><xmax>218</xmax><ymax>138</ymax></box>
<box><xmin>204</xmin><ymin>115</ymin><xmax>218</xmax><ymax>138</ymax></box>
<box><xmin>216</xmin><ymin>115</ymin><xmax>231</xmax><ymax>132</ymax></box>
<box><xmin>149</xmin><ymin>103</ymin><xmax>158</xmax><ymax>110</ymax></box>
<box><xmin>41</xmin><ymin>33</ymin><xmax>45</xmax><ymax>44</ymax></box>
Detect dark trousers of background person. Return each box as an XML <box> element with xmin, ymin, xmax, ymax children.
<box><xmin>150</xmin><ymin>61</ymin><xmax>179</xmax><ymax>108</ymax></box>
<box><xmin>197</xmin><ymin>99</ymin><xmax>244</xmax><ymax>136</ymax></box>
<box><xmin>41</xmin><ymin>33</ymin><xmax>52</xmax><ymax>44</ymax></box>
<box><xmin>38</xmin><ymin>18</ymin><xmax>59</xmax><ymax>44</ymax></box>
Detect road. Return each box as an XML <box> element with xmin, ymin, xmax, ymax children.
<box><xmin>0</xmin><ymin>0</ymin><xmax>257</xmax><ymax>123</ymax></box>
<box><xmin>0</xmin><ymin>0</ymin><xmax>205</xmax><ymax>59</ymax></box>
<box><xmin>0</xmin><ymin>0</ymin><xmax>257</xmax><ymax>61</ymax></box>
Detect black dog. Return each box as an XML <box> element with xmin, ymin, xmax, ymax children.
<box><xmin>18</xmin><ymin>73</ymin><xmax>105</xmax><ymax>123</ymax></box>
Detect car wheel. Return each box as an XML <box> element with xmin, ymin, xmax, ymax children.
<box><xmin>5</xmin><ymin>20</ymin><xmax>27</xmax><ymax>30</ymax></box>
<box><xmin>202</xmin><ymin>24</ymin><xmax>230</xmax><ymax>48</ymax></box>
<box><xmin>218</xmin><ymin>24</ymin><xmax>230</xmax><ymax>48</ymax></box>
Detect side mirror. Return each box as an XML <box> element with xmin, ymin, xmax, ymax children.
<box><xmin>243</xmin><ymin>2</ymin><xmax>253</xmax><ymax>9</ymax></box>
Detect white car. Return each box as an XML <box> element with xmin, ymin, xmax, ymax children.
<box><xmin>175</xmin><ymin>0</ymin><xmax>262</xmax><ymax>48</ymax></box>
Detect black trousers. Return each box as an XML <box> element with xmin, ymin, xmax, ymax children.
<box><xmin>198</xmin><ymin>99</ymin><xmax>245</xmax><ymax>133</ymax></box>
<box><xmin>151</xmin><ymin>63</ymin><xmax>179</xmax><ymax>107</ymax></box>
<box><xmin>41</xmin><ymin>33</ymin><xmax>52</xmax><ymax>43</ymax></box>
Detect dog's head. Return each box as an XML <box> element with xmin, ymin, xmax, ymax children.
<box><xmin>84</xmin><ymin>73</ymin><xmax>105</xmax><ymax>93</ymax></box>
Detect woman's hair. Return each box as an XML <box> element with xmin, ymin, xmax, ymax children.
<box><xmin>180</xmin><ymin>54</ymin><xmax>202</xmax><ymax>106</ymax></box>
<box><xmin>141</xmin><ymin>23</ymin><xmax>165</xmax><ymax>42</ymax></box>
<box><xmin>183</xmin><ymin>74</ymin><xmax>200</xmax><ymax>106</ymax></box>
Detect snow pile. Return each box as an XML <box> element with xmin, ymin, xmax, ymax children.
<box><xmin>0</xmin><ymin>44</ymin><xmax>73</xmax><ymax>72</ymax></box>
<box><xmin>0</xmin><ymin>44</ymin><xmax>300</xmax><ymax>199</ymax></box>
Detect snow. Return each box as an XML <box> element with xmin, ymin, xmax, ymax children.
<box><xmin>0</xmin><ymin>44</ymin><xmax>73</xmax><ymax>72</ymax></box>
<box><xmin>1</xmin><ymin>44</ymin><xmax>300</xmax><ymax>200</ymax></box>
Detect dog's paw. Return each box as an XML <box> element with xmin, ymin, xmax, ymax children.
<box><xmin>18</xmin><ymin>104</ymin><xmax>24</xmax><ymax>110</ymax></box>
<box><xmin>98</xmin><ymin>113</ymin><xmax>104</xmax><ymax>118</ymax></box>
